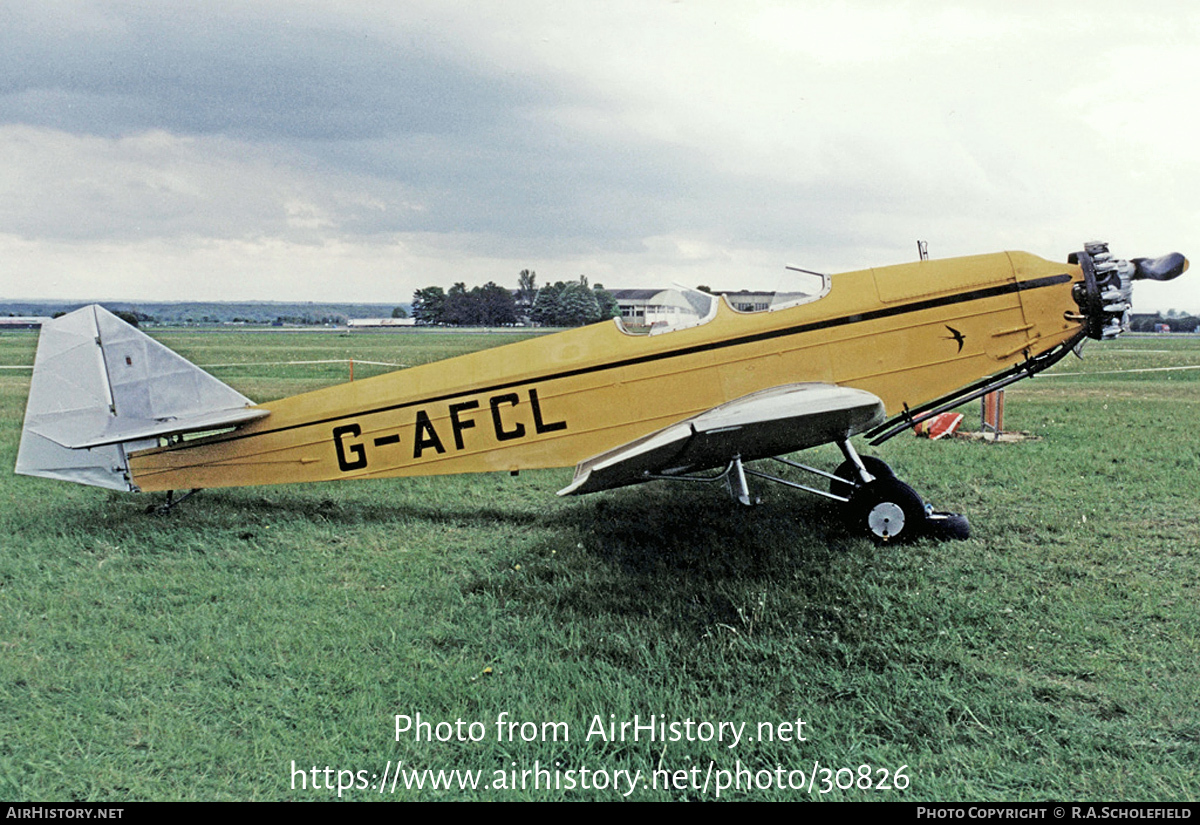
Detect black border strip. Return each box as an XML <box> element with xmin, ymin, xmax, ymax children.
<box><xmin>156</xmin><ymin>273</ymin><xmax>1072</xmax><ymax>451</ymax></box>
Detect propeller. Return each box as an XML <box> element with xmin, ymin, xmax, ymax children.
<box><xmin>1071</xmin><ymin>242</ymin><xmax>1189</xmax><ymax>340</ymax></box>
<box><xmin>1131</xmin><ymin>252</ymin><xmax>1189</xmax><ymax>282</ymax></box>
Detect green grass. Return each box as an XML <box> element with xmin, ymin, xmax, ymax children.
<box><xmin>0</xmin><ymin>330</ymin><xmax>1196</xmax><ymax>800</ymax></box>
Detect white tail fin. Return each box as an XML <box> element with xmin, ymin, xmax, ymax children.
<box><xmin>15</xmin><ymin>306</ymin><xmax>268</xmax><ymax>491</ymax></box>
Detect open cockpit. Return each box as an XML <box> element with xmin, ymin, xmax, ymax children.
<box><xmin>612</xmin><ymin>268</ymin><xmax>831</xmax><ymax>336</ymax></box>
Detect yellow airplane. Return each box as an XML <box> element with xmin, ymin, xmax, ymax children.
<box><xmin>14</xmin><ymin>241</ymin><xmax>1187</xmax><ymax>542</ymax></box>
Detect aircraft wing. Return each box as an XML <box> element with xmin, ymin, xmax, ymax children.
<box><xmin>558</xmin><ymin>383</ymin><xmax>885</xmax><ymax>496</ymax></box>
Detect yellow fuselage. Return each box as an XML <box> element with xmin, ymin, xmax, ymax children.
<box><xmin>128</xmin><ymin>251</ymin><xmax>1084</xmax><ymax>492</ymax></box>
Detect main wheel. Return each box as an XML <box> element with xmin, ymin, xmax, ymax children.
<box><xmin>830</xmin><ymin>455</ymin><xmax>895</xmax><ymax>499</ymax></box>
<box><xmin>846</xmin><ymin>477</ymin><xmax>927</xmax><ymax>544</ymax></box>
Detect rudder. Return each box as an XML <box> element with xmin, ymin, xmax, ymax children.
<box><xmin>15</xmin><ymin>306</ymin><xmax>267</xmax><ymax>491</ymax></box>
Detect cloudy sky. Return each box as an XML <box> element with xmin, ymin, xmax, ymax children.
<box><xmin>2</xmin><ymin>1</ymin><xmax>1197</xmax><ymax>311</ymax></box>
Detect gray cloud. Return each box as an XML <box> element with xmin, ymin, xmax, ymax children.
<box><xmin>0</xmin><ymin>2</ymin><xmax>715</xmax><ymax>248</ymax></box>
<box><xmin>0</xmin><ymin>3</ymin><xmax>533</xmax><ymax>141</ymax></box>
<box><xmin>0</xmin><ymin>2</ymin><xmax>1194</xmax><ymax>311</ymax></box>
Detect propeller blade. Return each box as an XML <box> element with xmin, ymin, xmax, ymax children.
<box><xmin>1131</xmin><ymin>253</ymin><xmax>1189</xmax><ymax>282</ymax></box>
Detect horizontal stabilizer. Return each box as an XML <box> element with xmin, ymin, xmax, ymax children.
<box><xmin>36</xmin><ymin>406</ymin><xmax>270</xmax><ymax>450</ymax></box>
<box><xmin>559</xmin><ymin>383</ymin><xmax>884</xmax><ymax>496</ymax></box>
<box><xmin>15</xmin><ymin>306</ymin><xmax>267</xmax><ymax>491</ymax></box>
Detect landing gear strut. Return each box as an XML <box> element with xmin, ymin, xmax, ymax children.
<box><xmin>646</xmin><ymin>441</ymin><xmax>969</xmax><ymax>542</ymax></box>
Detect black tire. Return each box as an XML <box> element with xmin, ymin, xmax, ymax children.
<box><xmin>846</xmin><ymin>477</ymin><xmax>927</xmax><ymax>544</ymax></box>
<box><xmin>830</xmin><ymin>455</ymin><xmax>895</xmax><ymax>499</ymax></box>
<box><xmin>925</xmin><ymin>511</ymin><xmax>970</xmax><ymax>541</ymax></box>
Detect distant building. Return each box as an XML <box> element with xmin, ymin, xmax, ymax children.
<box><xmin>347</xmin><ymin>317</ymin><xmax>417</xmax><ymax>328</ymax></box>
<box><xmin>0</xmin><ymin>316</ymin><xmax>52</xmax><ymax>330</ymax></box>
<box><xmin>611</xmin><ymin>288</ymin><xmax>719</xmax><ymax>328</ymax></box>
<box><xmin>611</xmin><ymin>288</ymin><xmax>788</xmax><ymax>323</ymax></box>
<box><xmin>714</xmin><ymin>290</ymin><xmax>776</xmax><ymax>313</ymax></box>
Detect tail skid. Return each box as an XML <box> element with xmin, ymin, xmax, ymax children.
<box><xmin>15</xmin><ymin>306</ymin><xmax>268</xmax><ymax>491</ymax></box>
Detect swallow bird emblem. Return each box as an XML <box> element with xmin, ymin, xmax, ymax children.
<box><xmin>944</xmin><ymin>325</ymin><xmax>966</xmax><ymax>353</ymax></box>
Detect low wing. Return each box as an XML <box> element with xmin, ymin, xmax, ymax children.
<box><xmin>558</xmin><ymin>383</ymin><xmax>885</xmax><ymax>496</ymax></box>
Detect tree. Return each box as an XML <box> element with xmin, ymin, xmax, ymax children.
<box><xmin>529</xmin><ymin>276</ymin><xmax>610</xmax><ymax>326</ymax></box>
<box><xmin>412</xmin><ymin>286</ymin><xmax>446</xmax><ymax>325</ymax></box>
<box><xmin>592</xmin><ymin>283</ymin><xmax>619</xmax><ymax>320</ymax></box>
<box><xmin>391</xmin><ymin>306</ymin><xmax>409</xmax><ymax>319</ymax></box>
<box><xmin>442</xmin><ymin>282</ymin><xmax>475</xmax><ymax>326</ymax></box>
<box><xmin>474</xmin><ymin>282</ymin><xmax>517</xmax><ymax>326</ymax></box>
<box><xmin>517</xmin><ymin>269</ymin><xmax>537</xmax><ymax>307</ymax></box>
<box><xmin>554</xmin><ymin>280</ymin><xmax>601</xmax><ymax>326</ymax></box>
<box><xmin>532</xmin><ymin>281</ymin><xmax>565</xmax><ymax>326</ymax></box>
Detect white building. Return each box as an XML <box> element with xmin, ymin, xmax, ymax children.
<box><xmin>346</xmin><ymin>317</ymin><xmax>417</xmax><ymax>328</ymax></box>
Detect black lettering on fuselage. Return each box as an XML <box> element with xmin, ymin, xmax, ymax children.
<box><xmin>448</xmin><ymin>400</ymin><xmax>479</xmax><ymax>450</ymax></box>
<box><xmin>411</xmin><ymin>388</ymin><xmax>567</xmax><ymax>458</ymax></box>
<box><xmin>529</xmin><ymin>388</ymin><xmax>567</xmax><ymax>434</ymax></box>
<box><xmin>332</xmin><ymin>388</ymin><xmax>568</xmax><ymax>472</ymax></box>
<box><xmin>489</xmin><ymin>393</ymin><xmax>525</xmax><ymax>441</ymax></box>
<box><xmin>408</xmin><ymin>389</ymin><xmax>565</xmax><ymax>458</ymax></box>
<box><xmin>413</xmin><ymin>410</ymin><xmax>446</xmax><ymax>458</ymax></box>
<box><xmin>333</xmin><ymin>424</ymin><xmax>368</xmax><ymax>471</ymax></box>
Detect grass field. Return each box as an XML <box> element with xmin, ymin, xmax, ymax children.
<box><xmin>1</xmin><ymin>328</ymin><xmax>1197</xmax><ymax>801</ymax></box>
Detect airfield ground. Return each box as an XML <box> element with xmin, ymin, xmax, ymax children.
<box><xmin>0</xmin><ymin>329</ymin><xmax>1196</xmax><ymax>801</ymax></box>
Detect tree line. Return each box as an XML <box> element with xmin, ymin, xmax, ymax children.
<box><xmin>1128</xmin><ymin>311</ymin><xmax>1200</xmax><ymax>333</ymax></box>
<box><xmin>411</xmin><ymin>271</ymin><xmax>619</xmax><ymax>327</ymax></box>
